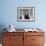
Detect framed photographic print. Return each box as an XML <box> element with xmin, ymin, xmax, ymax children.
<box><xmin>17</xmin><ymin>7</ymin><xmax>35</xmax><ymax>22</ymax></box>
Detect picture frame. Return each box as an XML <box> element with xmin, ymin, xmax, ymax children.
<box><xmin>17</xmin><ymin>7</ymin><xmax>35</xmax><ymax>22</ymax></box>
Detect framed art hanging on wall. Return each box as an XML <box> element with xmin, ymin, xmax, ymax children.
<box><xmin>17</xmin><ymin>7</ymin><xmax>35</xmax><ymax>22</ymax></box>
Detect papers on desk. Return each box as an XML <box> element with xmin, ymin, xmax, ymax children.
<box><xmin>7</xmin><ymin>24</ymin><xmax>16</xmax><ymax>32</ymax></box>
<box><xmin>24</xmin><ymin>28</ymin><xmax>38</xmax><ymax>32</ymax></box>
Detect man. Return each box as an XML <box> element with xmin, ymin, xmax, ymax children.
<box><xmin>24</xmin><ymin>13</ymin><xmax>30</xmax><ymax>19</ymax></box>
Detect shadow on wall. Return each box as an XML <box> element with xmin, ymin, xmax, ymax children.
<box><xmin>0</xmin><ymin>24</ymin><xmax>7</xmax><ymax>43</ymax></box>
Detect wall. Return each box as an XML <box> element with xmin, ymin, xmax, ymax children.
<box><xmin>0</xmin><ymin>0</ymin><xmax>46</xmax><ymax>29</ymax></box>
<box><xmin>0</xmin><ymin>0</ymin><xmax>46</xmax><ymax>43</ymax></box>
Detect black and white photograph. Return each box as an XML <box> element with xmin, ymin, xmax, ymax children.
<box><xmin>17</xmin><ymin>7</ymin><xmax>35</xmax><ymax>22</ymax></box>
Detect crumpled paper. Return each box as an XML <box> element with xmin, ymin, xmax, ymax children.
<box><xmin>7</xmin><ymin>24</ymin><xmax>16</xmax><ymax>32</ymax></box>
